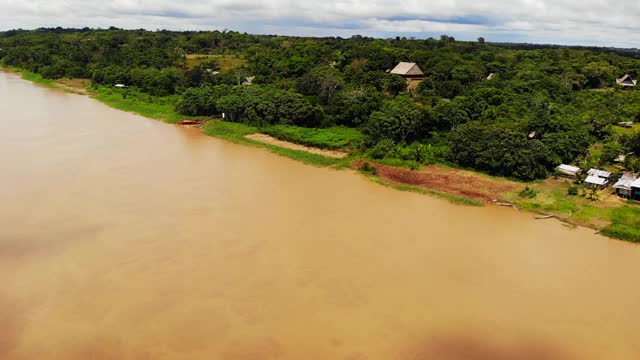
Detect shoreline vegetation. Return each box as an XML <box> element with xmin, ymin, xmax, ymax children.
<box><xmin>3</xmin><ymin>28</ymin><xmax>640</xmax><ymax>245</ymax></box>
<box><xmin>5</xmin><ymin>67</ymin><xmax>638</xmax><ymax>243</ymax></box>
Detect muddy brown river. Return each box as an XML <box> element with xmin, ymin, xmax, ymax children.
<box><xmin>1</xmin><ymin>71</ymin><xmax>639</xmax><ymax>359</ymax></box>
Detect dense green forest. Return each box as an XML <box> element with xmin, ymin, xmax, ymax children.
<box><xmin>2</xmin><ymin>27</ymin><xmax>640</xmax><ymax>180</ymax></box>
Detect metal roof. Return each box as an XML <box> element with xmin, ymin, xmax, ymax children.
<box><xmin>557</xmin><ymin>164</ymin><xmax>580</xmax><ymax>173</ymax></box>
<box><xmin>613</xmin><ymin>173</ymin><xmax>637</xmax><ymax>190</ymax></box>
<box><xmin>588</xmin><ymin>169</ymin><xmax>612</xmax><ymax>178</ymax></box>
<box><xmin>585</xmin><ymin>176</ymin><xmax>607</xmax><ymax>186</ymax></box>
<box><xmin>632</xmin><ymin>178</ymin><xmax>640</xmax><ymax>189</ymax></box>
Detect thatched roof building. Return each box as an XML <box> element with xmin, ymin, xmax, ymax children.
<box><xmin>616</xmin><ymin>74</ymin><xmax>637</xmax><ymax>87</ymax></box>
<box><xmin>389</xmin><ymin>62</ymin><xmax>424</xmax><ymax>80</ymax></box>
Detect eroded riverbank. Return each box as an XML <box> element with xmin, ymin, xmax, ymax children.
<box><xmin>2</xmin><ymin>72</ymin><xmax>640</xmax><ymax>359</ymax></box>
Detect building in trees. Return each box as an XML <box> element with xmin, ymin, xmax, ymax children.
<box><xmin>616</xmin><ymin>74</ymin><xmax>637</xmax><ymax>87</ymax></box>
<box><xmin>389</xmin><ymin>62</ymin><xmax>424</xmax><ymax>81</ymax></box>
<box><xmin>556</xmin><ymin>164</ymin><xmax>581</xmax><ymax>177</ymax></box>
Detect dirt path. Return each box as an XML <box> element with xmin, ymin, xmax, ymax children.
<box><xmin>245</xmin><ymin>133</ymin><xmax>349</xmax><ymax>159</ymax></box>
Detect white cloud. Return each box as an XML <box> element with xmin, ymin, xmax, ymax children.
<box><xmin>1</xmin><ymin>0</ymin><xmax>640</xmax><ymax>46</ymax></box>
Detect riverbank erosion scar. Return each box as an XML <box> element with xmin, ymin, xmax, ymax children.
<box><xmin>352</xmin><ymin>160</ymin><xmax>523</xmax><ymax>203</ymax></box>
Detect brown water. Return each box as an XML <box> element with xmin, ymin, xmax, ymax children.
<box><xmin>1</xmin><ymin>71</ymin><xmax>639</xmax><ymax>360</ymax></box>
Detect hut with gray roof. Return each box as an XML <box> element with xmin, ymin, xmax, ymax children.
<box><xmin>613</xmin><ymin>172</ymin><xmax>638</xmax><ymax>198</ymax></box>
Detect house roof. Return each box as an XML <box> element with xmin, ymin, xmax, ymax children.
<box><xmin>588</xmin><ymin>168</ymin><xmax>612</xmax><ymax>178</ymax></box>
<box><xmin>614</xmin><ymin>173</ymin><xmax>637</xmax><ymax>190</ymax></box>
<box><xmin>557</xmin><ymin>164</ymin><xmax>581</xmax><ymax>173</ymax></box>
<box><xmin>585</xmin><ymin>175</ymin><xmax>608</xmax><ymax>186</ymax></box>
<box><xmin>390</xmin><ymin>62</ymin><xmax>424</xmax><ymax>76</ymax></box>
<box><xmin>632</xmin><ymin>178</ymin><xmax>640</xmax><ymax>189</ymax></box>
<box><xmin>616</xmin><ymin>74</ymin><xmax>638</xmax><ymax>86</ymax></box>
<box><xmin>487</xmin><ymin>73</ymin><xmax>496</xmax><ymax>80</ymax></box>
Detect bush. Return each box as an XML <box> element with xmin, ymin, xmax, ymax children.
<box><xmin>367</xmin><ymin>139</ymin><xmax>396</xmax><ymax>159</ymax></box>
<box><xmin>567</xmin><ymin>185</ymin><xmax>579</xmax><ymax>196</ymax></box>
<box><xmin>359</xmin><ymin>161</ymin><xmax>378</xmax><ymax>175</ymax></box>
<box><xmin>518</xmin><ymin>186</ymin><xmax>538</xmax><ymax>199</ymax></box>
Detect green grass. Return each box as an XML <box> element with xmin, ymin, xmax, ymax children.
<box><xmin>601</xmin><ymin>207</ymin><xmax>640</xmax><ymax>242</ymax></box>
<box><xmin>202</xmin><ymin>120</ymin><xmax>346</xmax><ymax>167</ymax></box>
<box><xmin>20</xmin><ymin>70</ymin><xmax>58</xmax><ymax>88</ymax></box>
<box><xmin>90</xmin><ymin>87</ymin><xmax>191</xmax><ymax>124</ymax></box>
<box><xmin>501</xmin><ymin>180</ymin><xmax>640</xmax><ymax>242</ymax></box>
<box><xmin>361</xmin><ymin>172</ymin><xmax>484</xmax><ymax>207</ymax></box>
<box><xmin>263</xmin><ymin>125</ymin><xmax>366</xmax><ymax>150</ymax></box>
<box><xmin>1</xmin><ymin>66</ymin><xmax>58</xmax><ymax>88</ymax></box>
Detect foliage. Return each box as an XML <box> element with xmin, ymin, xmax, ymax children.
<box><xmin>365</xmin><ymin>95</ymin><xmax>423</xmax><ymax>143</ymax></box>
<box><xmin>518</xmin><ymin>186</ymin><xmax>538</xmax><ymax>198</ymax></box>
<box><xmin>359</xmin><ymin>161</ymin><xmax>378</xmax><ymax>175</ymax></box>
<box><xmin>5</xmin><ymin>27</ymin><xmax>640</xmax><ymax>179</ymax></box>
<box><xmin>201</xmin><ymin>120</ymin><xmax>343</xmax><ymax>167</ymax></box>
<box><xmin>448</xmin><ymin>121</ymin><xmax>557</xmax><ymax>180</ymax></box>
<box><xmin>263</xmin><ymin>125</ymin><xmax>365</xmax><ymax>149</ymax></box>
<box><xmin>567</xmin><ymin>185</ymin><xmax>579</xmax><ymax>196</ymax></box>
<box><xmin>91</xmin><ymin>86</ymin><xmax>187</xmax><ymax>123</ymax></box>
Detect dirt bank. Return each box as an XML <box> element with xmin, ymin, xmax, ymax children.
<box><xmin>353</xmin><ymin>161</ymin><xmax>523</xmax><ymax>203</ymax></box>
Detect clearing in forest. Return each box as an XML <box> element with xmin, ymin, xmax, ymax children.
<box><xmin>185</xmin><ymin>54</ymin><xmax>247</xmax><ymax>70</ymax></box>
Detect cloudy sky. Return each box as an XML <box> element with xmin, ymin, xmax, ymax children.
<box><xmin>1</xmin><ymin>0</ymin><xmax>639</xmax><ymax>47</ymax></box>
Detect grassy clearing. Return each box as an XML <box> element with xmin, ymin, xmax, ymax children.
<box><xmin>202</xmin><ymin>121</ymin><xmax>346</xmax><ymax>167</ymax></box>
<box><xmin>185</xmin><ymin>54</ymin><xmax>247</xmax><ymax>70</ymax></box>
<box><xmin>501</xmin><ymin>178</ymin><xmax>640</xmax><ymax>242</ymax></box>
<box><xmin>90</xmin><ymin>87</ymin><xmax>192</xmax><ymax>124</ymax></box>
<box><xmin>263</xmin><ymin>125</ymin><xmax>366</xmax><ymax>150</ymax></box>
<box><xmin>601</xmin><ymin>207</ymin><xmax>640</xmax><ymax>242</ymax></box>
<box><xmin>360</xmin><ymin>172</ymin><xmax>484</xmax><ymax>207</ymax></box>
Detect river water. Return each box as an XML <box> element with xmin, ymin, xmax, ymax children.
<box><xmin>1</xmin><ymin>72</ymin><xmax>639</xmax><ymax>359</ymax></box>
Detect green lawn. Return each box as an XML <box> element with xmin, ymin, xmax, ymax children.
<box><xmin>202</xmin><ymin>121</ymin><xmax>346</xmax><ymax>167</ymax></box>
<box><xmin>601</xmin><ymin>207</ymin><xmax>640</xmax><ymax>242</ymax></box>
<box><xmin>90</xmin><ymin>87</ymin><xmax>191</xmax><ymax>124</ymax></box>
<box><xmin>263</xmin><ymin>125</ymin><xmax>366</xmax><ymax>150</ymax></box>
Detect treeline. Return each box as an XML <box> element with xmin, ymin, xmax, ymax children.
<box><xmin>3</xmin><ymin>28</ymin><xmax>640</xmax><ymax>180</ymax></box>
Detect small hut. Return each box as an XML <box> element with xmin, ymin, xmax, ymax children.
<box><xmin>487</xmin><ymin>73</ymin><xmax>496</xmax><ymax>80</ymax></box>
<box><xmin>613</xmin><ymin>173</ymin><xmax>638</xmax><ymax>198</ymax></box>
<box><xmin>587</xmin><ymin>168</ymin><xmax>612</xmax><ymax>181</ymax></box>
<box><xmin>389</xmin><ymin>62</ymin><xmax>424</xmax><ymax>81</ymax></box>
<box><xmin>556</xmin><ymin>164</ymin><xmax>581</xmax><ymax>177</ymax></box>
<box><xmin>585</xmin><ymin>175</ymin><xmax>608</xmax><ymax>190</ymax></box>
<box><xmin>616</xmin><ymin>74</ymin><xmax>637</xmax><ymax>87</ymax></box>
